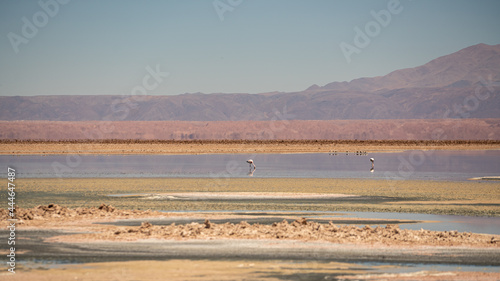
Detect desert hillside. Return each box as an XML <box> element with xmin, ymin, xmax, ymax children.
<box><xmin>1</xmin><ymin>44</ymin><xmax>499</xmax><ymax>122</ymax></box>
<box><xmin>1</xmin><ymin>119</ymin><xmax>498</xmax><ymax>140</ymax></box>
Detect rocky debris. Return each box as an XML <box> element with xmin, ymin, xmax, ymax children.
<box><xmin>86</xmin><ymin>218</ymin><xmax>500</xmax><ymax>247</ymax></box>
<box><xmin>6</xmin><ymin>204</ymin><xmax>75</xmax><ymax>220</ymax></box>
<box><xmin>98</xmin><ymin>204</ymin><xmax>115</xmax><ymax>212</ymax></box>
<box><xmin>3</xmin><ymin>206</ymin><xmax>499</xmax><ymax>248</ymax></box>
<box><xmin>204</xmin><ymin>219</ymin><xmax>212</xmax><ymax>229</ymax></box>
<box><xmin>139</xmin><ymin>222</ymin><xmax>153</xmax><ymax>235</ymax></box>
<box><xmin>140</xmin><ymin>222</ymin><xmax>153</xmax><ymax>229</ymax></box>
<box><xmin>0</xmin><ymin>204</ymin><xmax>157</xmax><ymax>221</ymax></box>
<box><xmin>293</xmin><ymin>217</ymin><xmax>308</xmax><ymax>226</ymax></box>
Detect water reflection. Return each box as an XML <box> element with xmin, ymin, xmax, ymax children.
<box><xmin>339</xmin><ymin>211</ymin><xmax>500</xmax><ymax>235</ymax></box>
<box><xmin>246</xmin><ymin>159</ymin><xmax>256</xmax><ymax>176</ymax></box>
<box><xmin>162</xmin><ymin>210</ymin><xmax>500</xmax><ymax>235</ymax></box>
<box><xmin>1</xmin><ymin>150</ymin><xmax>499</xmax><ymax>181</ymax></box>
<box><xmin>247</xmin><ymin>169</ymin><xmax>255</xmax><ymax>177</ymax></box>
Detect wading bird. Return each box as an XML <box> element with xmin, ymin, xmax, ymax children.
<box><xmin>370</xmin><ymin>158</ymin><xmax>374</xmax><ymax>168</ymax></box>
<box><xmin>246</xmin><ymin>159</ymin><xmax>256</xmax><ymax>169</ymax></box>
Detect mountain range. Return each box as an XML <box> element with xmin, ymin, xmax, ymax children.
<box><xmin>1</xmin><ymin>43</ymin><xmax>499</xmax><ymax>122</ymax></box>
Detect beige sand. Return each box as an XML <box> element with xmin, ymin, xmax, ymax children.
<box><xmin>1</xmin><ymin>140</ymin><xmax>499</xmax><ymax>155</ymax></box>
<box><xmin>11</xmin><ymin>178</ymin><xmax>500</xmax><ymax>216</ymax></box>
<box><xmin>7</xmin><ymin>259</ymin><xmax>498</xmax><ymax>281</ymax></box>
<box><xmin>2</xmin><ymin>205</ymin><xmax>499</xmax><ymax>281</ymax></box>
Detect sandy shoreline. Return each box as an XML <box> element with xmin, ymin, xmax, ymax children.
<box><xmin>1</xmin><ymin>140</ymin><xmax>500</xmax><ymax>154</ymax></box>
<box><xmin>11</xmin><ymin>177</ymin><xmax>500</xmax><ymax>216</ymax></box>
<box><xmin>4</xmin><ymin>178</ymin><xmax>500</xmax><ymax>280</ymax></box>
<box><xmin>4</xmin><ymin>259</ymin><xmax>499</xmax><ymax>281</ymax></box>
<box><xmin>3</xmin><ymin>204</ymin><xmax>500</xmax><ymax>280</ymax></box>
<box><xmin>5</xmin><ymin>204</ymin><xmax>497</xmax><ymax>247</ymax></box>
<box><xmin>2</xmin><ymin>142</ymin><xmax>500</xmax><ymax>280</ymax></box>
<box><xmin>17</xmin><ymin>204</ymin><xmax>492</xmax><ymax>248</ymax></box>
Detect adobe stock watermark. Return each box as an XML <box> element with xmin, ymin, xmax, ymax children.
<box><xmin>443</xmin><ymin>76</ymin><xmax>500</xmax><ymax>122</ymax></box>
<box><xmin>6</xmin><ymin>167</ymin><xmax>17</xmax><ymax>274</ymax></box>
<box><xmin>213</xmin><ymin>0</ymin><xmax>243</xmax><ymax>21</ymax></box>
<box><xmin>383</xmin><ymin>76</ymin><xmax>499</xmax><ymax>189</ymax></box>
<box><xmin>7</xmin><ymin>0</ymin><xmax>71</xmax><ymax>54</ymax></box>
<box><xmin>260</xmin><ymin>105</ymin><xmax>295</xmax><ymax>140</ymax></box>
<box><xmin>339</xmin><ymin>0</ymin><xmax>406</xmax><ymax>63</ymax></box>
<box><xmin>51</xmin><ymin>64</ymin><xmax>169</xmax><ymax>179</ymax></box>
<box><xmin>105</xmin><ymin>64</ymin><xmax>170</xmax><ymax>123</ymax></box>
<box><xmin>207</xmin><ymin>105</ymin><xmax>295</xmax><ymax>190</ymax></box>
<box><xmin>81</xmin><ymin>64</ymin><xmax>169</xmax><ymax>140</ymax></box>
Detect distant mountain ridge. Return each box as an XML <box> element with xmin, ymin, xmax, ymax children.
<box><xmin>321</xmin><ymin>43</ymin><xmax>500</xmax><ymax>91</ymax></box>
<box><xmin>1</xmin><ymin>43</ymin><xmax>499</xmax><ymax>121</ymax></box>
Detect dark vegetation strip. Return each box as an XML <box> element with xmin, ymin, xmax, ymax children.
<box><xmin>1</xmin><ymin>139</ymin><xmax>499</xmax><ymax>145</ymax></box>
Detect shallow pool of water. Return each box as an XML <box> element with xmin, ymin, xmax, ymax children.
<box><xmin>332</xmin><ymin>211</ymin><xmax>500</xmax><ymax>235</ymax></box>
<box><xmin>161</xmin><ymin>210</ymin><xmax>500</xmax><ymax>235</ymax></box>
<box><xmin>2</xmin><ymin>150</ymin><xmax>499</xmax><ymax>181</ymax></box>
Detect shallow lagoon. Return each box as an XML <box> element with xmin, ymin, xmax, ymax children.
<box><xmin>102</xmin><ymin>209</ymin><xmax>500</xmax><ymax>235</ymax></box>
<box><xmin>2</xmin><ymin>150</ymin><xmax>500</xmax><ymax>276</ymax></box>
<box><xmin>2</xmin><ymin>150</ymin><xmax>500</xmax><ymax>181</ymax></box>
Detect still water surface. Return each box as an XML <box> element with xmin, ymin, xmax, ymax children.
<box><xmin>161</xmin><ymin>210</ymin><xmax>500</xmax><ymax>235</ymax></box>
<box><xmin>3</xmin><ymin>150</ymin><xmax>500</xmax><ymax>270</ymax></box>
<box><xmin>2</xmin><ymin>150</ymin><xmax>499</xmax><ymax>181</ymax></box>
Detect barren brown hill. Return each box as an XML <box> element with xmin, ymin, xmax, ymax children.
<box><xmin>322</xmin><ymin>43</ymin><xmax>500</xmax><ymax>91</ymax></box>
<box><xmin>1</xmin><ymin>119</ymin><xmax>499</xmax><ymax>140</ymax></box>
<box><xmin>1</xmin><ymin>44</ymin><xmax>499</xmax><ymax>122</ymax></box>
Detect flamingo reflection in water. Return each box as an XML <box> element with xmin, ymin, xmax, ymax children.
<box><xmin>247</xmin><ymin>169</ymin><xmax>255</xmax><ymax>176</ymax></box>
<box><xmin>246</xmin><ymin>159</ymin><xmax>256</xmax><ymax>176</ymax></box>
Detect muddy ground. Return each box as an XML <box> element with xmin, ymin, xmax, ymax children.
<box><xmin>2</xmin><ymin>141</ymin><xmax>499</xmax><ymax>280</ymax></box>
<box><xmin>8</xmin><ymin>178</ymin><xmax>499</xmax><ymax>216</ymax></box>
<box><xmin>7</xmin><ymin>204</ymin><xmax>496</xmax><ymax>248</ymax></box>
<box><xmin>4</xmin><ymin>259</ymin><xmax>499</xmax><ymax>281</ymax></box>
<box><xmin>2</xmin><ymin>204</ymin><xmax>500</xmax><ymax>281</ymax></box>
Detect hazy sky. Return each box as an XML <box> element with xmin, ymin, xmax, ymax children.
<box><xmin>1</xmin><ymin>0</ymin><xmax>499</xmax><ymax>96</ymax></box>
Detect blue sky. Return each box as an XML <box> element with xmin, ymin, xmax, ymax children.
<box><xmin>1</xmin><ymin>0</ymin><xmax>499</xmax><ymax>96</ymax></box>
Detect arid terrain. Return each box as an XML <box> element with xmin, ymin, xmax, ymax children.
<box><xmin>3</xmin><ymin>259</ymin><xmax>499</xmax><ymax>281</ymax></box>
<box><xmin>2</xmin><ymin>139</ymin><xmax>500</xmax><ymax>155</ymax></box>
<box><xmin>2</xmin><ymin>201</ymin><xmax>500</xmax><ymax>281</ymax></box>
<box><xmin>8</xmin><ymin>178</ymin><xmax>500</xmax><ymax>216</ymax></box>
<box><xmin>2</xmin><ymin>141</ymin><xmax>500</xmax><ymax>280</ymax></box>
<box><xmin>8</xmin><ymin>204</ymin><xmax>497</xmax><ymax>248</ymax></box>
<box><xmin>1</xmin><ymin>119</ymin><xmax>500</xmax><ymax>140</ymax></box>
<box><xmin>2</xmin><ymin>154</ymin><xmax>500</xmax><ymax>279</ymax></box>
<box><xmin>4</xmin><ymin>204</ymin><xmax>499</xmax><ymax>248</ymax></box>
<box><xmin>2</xmin><ymin>9</ymin><xmax>500</xmax><ymax>279</ymax></box>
